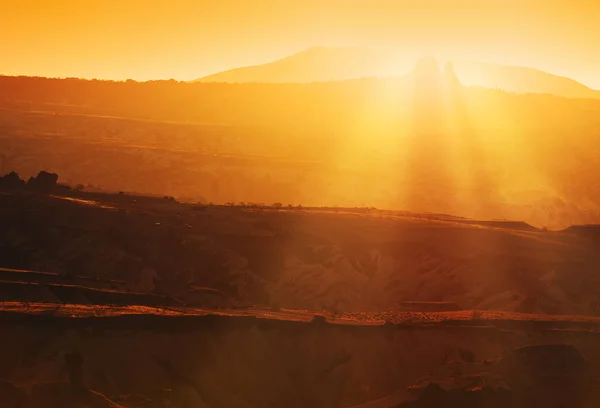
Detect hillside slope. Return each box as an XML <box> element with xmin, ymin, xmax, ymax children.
<box><xmin>2</xmin><ymin>190</ymin><xmax>600</xmax><ymax>316</ymax></box>
<box><xmin>3</xmin><ymin>70</ymin><xmax>600</xmax><ymax>228</ymax></box>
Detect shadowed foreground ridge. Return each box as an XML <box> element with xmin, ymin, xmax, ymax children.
<box><xmin>2</xmin><ymin>310</ymin><xmax>600</xmax><ymax>407</ymax></box>
<box><xmin>2</xmin><ymin>172</ymin><xmax>600</xmax><ymax>315</ymax></box>
<box><xmin>396</xmin><ymin>344</ymin><xmax>596</xmax><ymax>408</ymax></box>
<box><xmin>1</xmin><ymin>186</ymin><xmax>600</xmax><ymax>406</ymax></box>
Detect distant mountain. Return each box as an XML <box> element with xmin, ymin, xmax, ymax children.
<box><xmin>196</xmin><ymin>47</ymin><xmax>599</xmax><ymax>99</ymax></box>
<box><xmin>452</xmin><ymin>60</ymin><xmax>599</xmax><ymax>99</ymax></box>
<box><xmin>196</xmin><ymin>46</ymin><xmax>413</xmax><ymax>83</ymax></box>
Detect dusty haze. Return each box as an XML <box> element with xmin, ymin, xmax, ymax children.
<box><xmin>3</xmin><ymin>3</ymin><xmax>600</xmax><ymax>407</ymax></box>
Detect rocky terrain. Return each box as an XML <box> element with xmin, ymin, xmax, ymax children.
<box><xmin>2</xmin><ymin>309</ymin><xmax>600</xmax><ymax>407</ymax></box>
<box><xmin>1</xmin><ymin>179</ymin><xmax>600</xmax><ymax>406</ymax></box>
<box><xmin>2</xmin><ymin>171</ymin><xmax>600</xmax><ymax>315</ymax></box>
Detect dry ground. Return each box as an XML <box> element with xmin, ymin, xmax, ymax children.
<box><xmin>1</xmin><ymin>190</ymin><xmax>600</xmax><ymax>406</ymax></box>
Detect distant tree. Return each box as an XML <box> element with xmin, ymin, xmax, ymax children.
<box><xmin>0</xmin><ymin>171</ymin><xmax>25</xmax><ymax>190</ymax></box>
<box><xmin>27</xmin><ymin>171</ymin><xmax>58</xmax><ymax>191</ymax></box>
<box><xmin>272</xmin><ymin>202</ymin><xmax>283</xmax><ymax>208</ymax></box>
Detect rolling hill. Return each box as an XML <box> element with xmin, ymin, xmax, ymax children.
<box><xmin>3</xmin><ymin>65</ymin><xmax>600</xmax><ymax>228</ymax></box>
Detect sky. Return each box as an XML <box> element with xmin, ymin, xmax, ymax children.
<box><xmin>2</xmin><ymin>0</ymin><xmax>599</xmax><ymax>88</ymax></box>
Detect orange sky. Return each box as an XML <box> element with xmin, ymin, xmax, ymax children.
<box><xmin>2</xmin><ymin>0</ymin><xmax>599</xmax><ymax>88</ymax></box>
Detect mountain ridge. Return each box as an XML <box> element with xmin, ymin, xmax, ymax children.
<box><xmin>196</xmin><ymin>46</ymin><xmax>600</xmax><ymax>99</ymax></box>
<box><xmin>196</xmin><ymin>46</ymin><xmax>408</xmax><ymax>84</ymax></box>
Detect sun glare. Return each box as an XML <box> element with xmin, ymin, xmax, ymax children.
<box><xmin>4</xmin><ymin>3</ymin><xmax>600</xmax><ymax>407</ymax></box>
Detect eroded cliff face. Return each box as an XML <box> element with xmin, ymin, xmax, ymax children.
<box><xmin>2</xmin><ymin>315</ymin><xmax>600</xmax><ymax>408</ymax></box>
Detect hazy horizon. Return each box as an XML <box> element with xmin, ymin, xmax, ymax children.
<box><xmin>3</xmin><ymin>1</ymin><xmax>600</xmax><ymax>88</ymax></box>
<box><xmin>2</xmin><ymin>47</ymin><xmax>597</xmax><ymax>93</ymax></box>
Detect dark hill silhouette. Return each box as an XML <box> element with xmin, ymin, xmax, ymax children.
<box><xmin>196</xmin><ymin>46</ymin><xmax>600</xmax><ymax>99</ymax></box>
